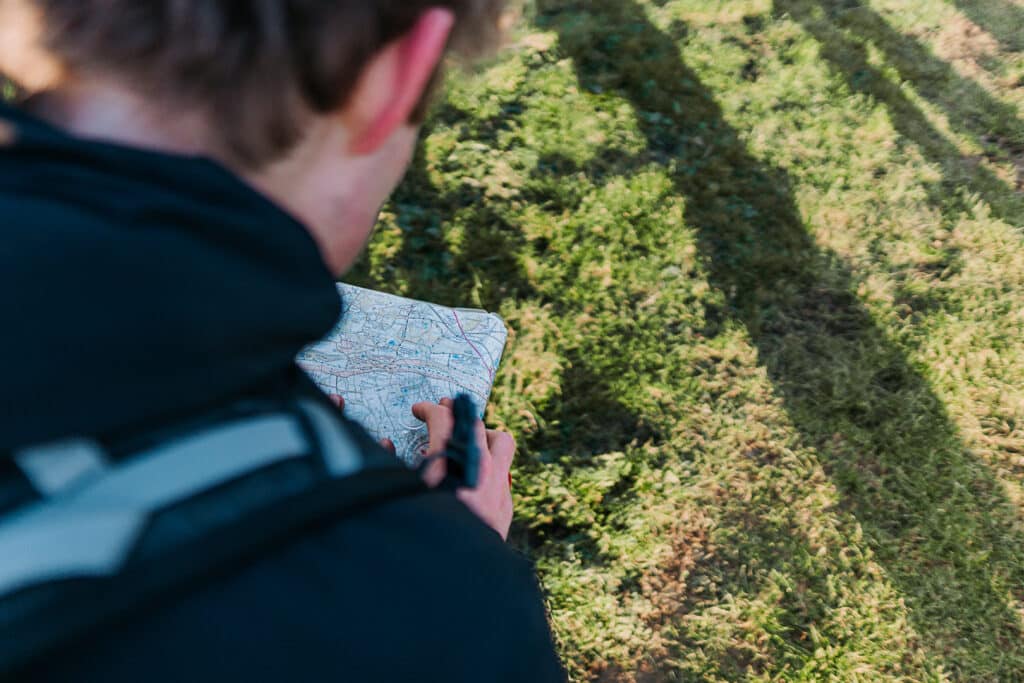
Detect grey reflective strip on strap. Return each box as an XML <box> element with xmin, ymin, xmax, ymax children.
<box><xmin>81</xmin><ymin>414</ymin><xmax>307</xmax><ymax>509</ymax></box>
<box><xmin>0</xmin><ymin>510</ymin><xmax>146</xmax><ymax>598</ymax></box>
<box><xmin>0</xmin><ymin>411</ymin><xmax>317</xmax><ymax>599</ymax></box>
<box><xmin>298</xmin><ymin>400</ymin><xmax>363</xmax><ymax>477</ymax></box>
<box><xmin>14</xmin><ymin>439</ymin><xmax>108</xmax><ymax>497</ymax></box>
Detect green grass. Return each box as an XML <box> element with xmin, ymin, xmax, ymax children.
<box><xmin>349</xmin><ymin>1</ymin><xmax>1024</xmax><ymax>679</ymax></box>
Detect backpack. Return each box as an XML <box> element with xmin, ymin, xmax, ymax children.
<box><xmin>0</xmin><ymin>398</ymin><xmax>425</xmax><ymax>677</ymax></box>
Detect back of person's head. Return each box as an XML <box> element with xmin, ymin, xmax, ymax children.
<box><xmin>0</xmin><ymin>0</ymin><xmax>505</xmax><ymax>168</ymax></box>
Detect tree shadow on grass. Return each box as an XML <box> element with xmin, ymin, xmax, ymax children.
<box><xmin>528</xmin><ymin>350</ymin><xmax>662</xmax><ymax>465</ymax></box>
<box><xmin>511</xmin><ymin>350</ymin><xmax>661</xmax><ymax>563</ymax></box>
<box><xmin>537</xmin><ymin>0</ymin><xmax>1024</xmax><ymax>676</ymax></box>
<box><xmin>348</xmin><ymin>110</ymin><xmax>536</xmax><ymax>310</ymax></box>
<box><xmin>820</xmin><ymin>0</ymin><xmax>1024</xmax><ymax>143</ymax></box>
<box><xmin>949</xmin><ymin>0</ymin><xmax>1024</xmax><ymax>54</ymax></box>
<box><xmin>776</xmin><ymin>0</ymin><xmax>1024</xmax><ymax>229</ymax></box>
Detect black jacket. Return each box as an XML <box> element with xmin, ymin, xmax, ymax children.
<box><xmin>0</xmin><ymin>104</ymin><xmax>565</xmax><ymax>682</ymax></box>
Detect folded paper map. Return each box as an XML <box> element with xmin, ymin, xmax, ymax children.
<box><xmin>298</xmin><ymin>284</ymin><xmax>509</xmax><ymax>465</ymax></box>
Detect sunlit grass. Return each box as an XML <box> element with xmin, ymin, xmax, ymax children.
<box><xmin>352</xmin><ymin>0</ymin><xmax>1024</xmax><ymax>679</ymax></box>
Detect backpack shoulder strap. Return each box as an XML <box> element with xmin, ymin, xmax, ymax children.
<box><xmin>0</xmin><ymin>399</ymin><xmax>426</xmax><ymax>676</ymax></box>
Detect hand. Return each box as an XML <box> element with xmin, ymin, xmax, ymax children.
<box><xmin>412</xmin><ymin>399</ymin><xmax>515</xmax><ymax>540</ymax></box>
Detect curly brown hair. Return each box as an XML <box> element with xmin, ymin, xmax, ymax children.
<box><xmin>7</xmin><ymin>0</ymin><xmax>506</xmax><ymax>166</ymax></box>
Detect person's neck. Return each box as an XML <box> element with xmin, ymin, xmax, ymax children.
<box><xmin>28</xmin><ymin>81</ymin><xmax>353</xmax><ymax>276</ymax></box>
<box><xmin>27</xmin><ymin>80</ymin><xmax>213</xmax><ymax>160</ymax></box>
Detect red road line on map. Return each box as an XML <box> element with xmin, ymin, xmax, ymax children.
<box><xmin>452</xmin><ymin>310</ymin><xmax>494</xmax><ymax>381</ymax></box>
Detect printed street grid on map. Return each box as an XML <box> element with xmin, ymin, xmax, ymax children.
<box><xmin>298</xmin><ymin>284</ymin><xmax>508</xmax><ymax>465</ymax></box>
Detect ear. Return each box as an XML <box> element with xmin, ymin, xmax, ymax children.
<box><xmin>345</xmin><ymin>8</ymin><xmax>455</xmax><ymax>156</ymax></box>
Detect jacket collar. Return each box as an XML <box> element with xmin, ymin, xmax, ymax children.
<box><xmin>0</xmin><ymin>104</ymin><xmax>341</xmax><ymax>449</ymax></box>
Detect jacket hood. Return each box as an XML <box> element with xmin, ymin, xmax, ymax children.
<box><xmin>0</xmin><ymin>104</ymin><xmax>341</xmax><ymax>450</ymax></box>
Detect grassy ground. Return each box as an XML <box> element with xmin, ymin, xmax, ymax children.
<box><xmin>349</xmin><ymin>1</ymin><xmax>1024</xmax><ymax>679</ymax></box>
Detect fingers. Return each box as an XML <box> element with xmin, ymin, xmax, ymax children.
<box><xmin>486</xmin><ymin>430</ymin><xmax>515</xmax><ymax>471</ymax></box>
<box><xmin>329</xmin><ymin>395</ymin><xmax>345</xmax><ymax>411</ymax></box>
<box><xmin>379</xmin><ymin>438</ymin><xmax>396</xmax><ymax>456</ymax></box>
<box><xmin>413</xmin><ymin>399</ymin><xmax>456</xmax><ymax>486</ymax></box>
<box><xmin>473</xmin><ymin>426</ymin><xmax>513</xmax><ymax>487</ymax></box>
<box><xmin>411</xmin><ymin>400</ymin><xmax>455</xmax><ymax>456</ymax></box>
<box><xmin>411</xmin><ymin>401</ymin><xmax>516</xmax><ymax>540</ymax></box>
<box><xmin>456</xmin><ymin>432</ymin><xmax>515</xmax><ymax>539</ymax></box>
<box><xmin>458</xmin><ymin>426</ymin><xmax>516</xmax><ymax>540</ymax></box>
<box><xmin>421</xmin><ymin>456</ymin><xmax>446</xmax><ymax>488</ymax></box>
<box><xmin>488</xmin><ymin>430</ymin><xmax>515</xmax><ymax>491</ymax></box>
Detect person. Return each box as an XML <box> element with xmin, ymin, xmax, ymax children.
<box><xmin>0</xmin><ymin>1</ymin><xmax>565</xmax><ymax>681</ymax></box>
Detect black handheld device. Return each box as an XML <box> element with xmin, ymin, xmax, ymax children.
<box><xmin>443</xmin><ymin>394</ymin><xmax>482</xmax><ymax>489</ymax></box>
